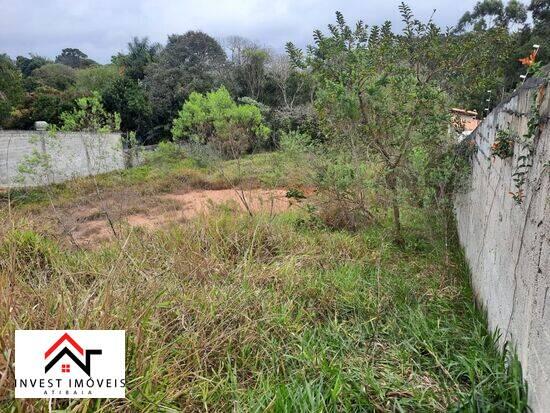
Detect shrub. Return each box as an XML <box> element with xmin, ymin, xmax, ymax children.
<box><xmin>171</xmin><ymin>86</ymin><xmax>270</xmax><ymax>158</ymax></box>
<box><xmin>144</xmin><ymin>141</ymin><xmax>186</xmax><ymax>166</ymax></box>
<box><xmin>60</xmin><ymin>91</ymin><xmax>120</xmax><ymax>132</ymax></box>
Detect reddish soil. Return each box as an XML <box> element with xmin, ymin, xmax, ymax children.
<box><xmin>68</xmin><ymin>188</ymin><xmax>292</xmax><ymax>246</ymax></box>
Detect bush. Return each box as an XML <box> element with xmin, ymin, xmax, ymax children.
<box><xmin>171</xmin><ymin>86</ymin><xmax>270</xmax><ymax>158</ymax></box>
<box><xmin>144</xmin><ymin>141</ymin><xmax>186</xmax><ymax>166</ymax></box>
<box><xmin>279</xmin><ymin>132</ymin><xmax>378</xmax><ymax>231</ymax></box>
<box><xmin>269</xmin><ymin>104</ymin><xmax>321</xmax><ymax>146</ymax></box>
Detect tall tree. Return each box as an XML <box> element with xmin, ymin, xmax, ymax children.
<box><xmin>0</xmin><ymin>54</ymin><xmax>24</xmax><ymax>127</ymax></box>
<box><xmin>102</xmin><ymin>77</ymin><xmax>152</xmax><ymax>141</ymax></box>
<box><xmin>55</xmin><ymin>48</ymin><xmax>96</xmax><ymax>69</ymax></box>
<box><xmin>457</xmin><ymin>0</ymin><xmax>527</xmax><ymax>31</ymax></box>
<box><xmin>15</xmin><ymin>54</ymin><xmax>51</xmax><ymax>77</ymax></box>
<box><xmin>143</xmin><ymin>31</ymin><xmax>227</xmax><ymax>138</ymax></box>
<box><xmin>113</xmin><ymin>37</ymin><xmax>161</xmax><ymax>81</ymax></box>
<box><xmin>287</xmin><ymin>7</ymin><xmax>462</xmax><ymax>242</ymax></box>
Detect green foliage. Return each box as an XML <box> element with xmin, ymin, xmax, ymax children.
<box><xmin>15</xmin><ymin>54</ymin><xmax>51</xmax><ymax>77</ymax></box>
<box><xmin>510</xmin><ymin>91</ymin><xmax>543</xmax><ymax>204</ymax></box>
<box><xmin>171</xmin><ymin>86</ymin><xmax>270</xmax><ymax>158</ymax></box>
<box><xmin>55</xmin><ymin>47</ymin><xmax>96</xmax><ymax>68</ymax></box>
<box><xmin>0</xmin><ymin>54</ymin><xmax>24</xmax><ymax>126</ymax></box>
<box><xmin>491</xmin><ymin>129</ymin><xmax>516</xmax><ymax>159</ymax></box>
<box><xmin>458</xmin><ymin>0</ymin><xmax>528</xmax><ymax>31</ymax></box>
<box><xmin>143</xmin><ymin>31</ymin><xmax>227</xmax><ymax>138</ymax></box>
<box><xmin>288</xmin><ymin>6</ymin><xmax>452</xmax><ymax>241</ymax></box>
<box><xmin>60</xmin><ymin>92</ymin><xmax>120</xmax><ymax>132</ymax></box>
<box><xmin>74</xmin><ymin>64</ymin><xmax>121</xmax><ymax>95</ymax></box>
<box><xmin>144</xmin><ymin>141</ymin><xmax>186</xmax><ymax>166</ymax></box>
<box><xmin>112</xmin><ymin>36</ymin><xmax>160</xmax><ymax>81</ymax></box>
<box><xmin>30</xmin><ymin>63</ymin><xmax>77</xmax><ymax>91</ymax></box>
<box><xmin>102</xmin><ymin>77</ymin><xmax>152</xmax><ymax>138</ymax></box>
<box><xmin>8</xmin><ymin>86</ymin><xmax>78</xmax><ymax>128</ymax></box>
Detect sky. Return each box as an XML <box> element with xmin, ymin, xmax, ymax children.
<box><xmin>0</xmin><ymin>0</ymin><xmax>482</xmax><ymax>63</ymax></box>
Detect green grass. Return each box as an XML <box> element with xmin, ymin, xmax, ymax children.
<box><xmin>0</xmin><ymin>149</ymin><xmax>529</xmax><ymax>412</ymax></box>
<box><xmin>0</xmin><ymin>209</ymin><xmax>528</xmax><ymax>412</ymax></box>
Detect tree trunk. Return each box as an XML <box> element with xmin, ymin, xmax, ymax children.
<box><xmin>386</xmin><ymin>171</ymin><xmax>404</xmax><ymax>245</ymax></box>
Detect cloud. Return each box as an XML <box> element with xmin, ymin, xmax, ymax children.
<box><xmin>0</xmin><ymin>0</ymin><xmax>479</xmax><ymax>63</ymax></box>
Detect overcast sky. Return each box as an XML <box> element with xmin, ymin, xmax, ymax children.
<box><xmin>1</xmin><ymin>0</ymin><xmax>481</xmax><ymax>63</ymax></box>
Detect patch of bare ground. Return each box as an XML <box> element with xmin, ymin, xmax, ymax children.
<box><xmin>64</xmin><ymin>188</ymin><xmax>294</xmax><ymax>246</ymax></box>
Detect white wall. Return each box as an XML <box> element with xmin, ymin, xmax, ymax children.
<box><xmin>0</xmin><ymin>131</ymin><xmax>125</xmax><ymax>187</ymax></box>
<box><xmin>455</xmin><ymin>76</ymin><xmax>550</xmax><ymax>412</ymax></box>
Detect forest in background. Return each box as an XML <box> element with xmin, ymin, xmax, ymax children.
<box><xmin>0</xmin><ymin>0</ymin><xmax>548</xmax><ymax>145</ymax></box>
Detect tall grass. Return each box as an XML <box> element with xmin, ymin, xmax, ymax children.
<box><xmin>0</xmin><ymin>204</ymin><xmax>529</xmax><ymax>412</ymax></box>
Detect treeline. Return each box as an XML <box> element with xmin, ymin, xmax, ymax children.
<box><xmin>0</xmin><ymin>34</ymin><xmax>315</xmax><ymax>145</ymax></box>
<box><xmin>0</xmin><ymin>0</ymin><xmax>548</xmax><ymax>146</ymax></box>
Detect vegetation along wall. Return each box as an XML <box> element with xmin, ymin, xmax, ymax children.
<box><xmin>0</xmin><ymin>131</ymin><xmax>124</xmax><ymax>187</ymax></box>
<box><xmin>455</xmin><ymin>73</ymin><xmax>549</xmax><ymax>412</ymax></box>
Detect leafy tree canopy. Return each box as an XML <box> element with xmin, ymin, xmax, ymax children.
<box><xmin>15</xmin><ymin>54</ymin><xmax>51</xmax><ymax>77</ymax></box>
<box><xmin>457</xmin><ymin>0</ymin><xmax>528</xmax><ymax>31</ymax></box>
<box><xmin>75</xmin><ymin>64</ymin><xmax>121</xmax><ymax>95</ymax></box>
<box><xmin>112</xmin><ymin>37</ymin><xmax>161</xmax><ymax>81</ymax></box>
<box><xmin>102</xmin><ymin>77</ymin><xmax>152</xmax><ymax>139</ymax></box>
<box><xmin>286</xmin><ymin>6</ymin><xmax>458</xmax><ymax>242</ymax></box>
<box><xmin>0</xmin><ymin>54</ymin><xmax>24</xmax><ymax>127</ymax></box>
<box><xmin>143</xmin><ymin>31</ymin><xmax>227</xmax><ymax>137</ymax></box>
<box><xmin>30</xmin><ymin>63</ymin><xmax>77</xmax><ymax>91</ymax></box>
<box><xmin>55</xmin><ymin>48</ymin><xmax>97</xmax><ymax>69</ymax></box>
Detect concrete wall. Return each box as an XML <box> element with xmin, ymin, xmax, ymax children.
<box><xmin>455</xmin><ymin>75</ymin><xmax>549</xmax><ymax>412</ymax></box>
<box><xmin>0</xmin><ymin>131</ymin><xmax>125</xmax><ymax>187</ymax></box>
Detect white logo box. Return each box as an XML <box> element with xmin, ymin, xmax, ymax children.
<box><xmin>15</xmin><ymin>330</ymin><xmax>125</xmax><ymax>398</ymax></box>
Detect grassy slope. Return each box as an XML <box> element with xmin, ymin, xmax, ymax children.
<box><xmin>0</xmin><ymin>151</ymin><xmax>528</xmax><ymax>412</ymax></box>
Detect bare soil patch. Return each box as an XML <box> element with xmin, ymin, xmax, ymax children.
<box><xmin>67</xmin><ymin>188</ymin><xmax>292</xmax><ymax>246</ymax></box>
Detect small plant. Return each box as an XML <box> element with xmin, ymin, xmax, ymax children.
<box><xmin>285</xmin><ymin>188</ymin><xmax>306</xmax><ymax>200</ymax></box>
<box><xmin>491</xmin><ymin>129</ymin><xmax>515</xmax><ymax>160</ymax></box>
<box><xmin>510</xmin><ymin>91</ymin><xmax>542</xmax><ymax>205</ymax></box>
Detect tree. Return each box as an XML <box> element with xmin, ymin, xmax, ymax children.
<box><xmin>457</xmin><ymin>0</ymin><xmax>527</xmax><ymax>31</ymax></box>
<box><xmin>112</xmin><ymin>37</ymin><xmax>161</xmax><ymax>81</ymax></box>
<box><xmin>225</xmin><ymin>36</ymin><xmax>255</xmax><ymax>65</ymax></box>
<box><xmin>30</xmin><ymin>63</ymin><xmax>76</xmax><ymax>91</ymax></box>
<box><xmin>15</xmin><ymin>54</ymin><xmax>51</xmax><ymax>77</ymax></box>
<box><xmin>268</xmin><ymin>54</ymin><xmax>313</xmax><ymax>109</ymax></box>
<box><xmin>238</xmin><ymin>47</ymin><xmax>269</xmax><ymax>100</ymax></box>
<box><xmin>143</xmin><ymin>31</ymin><xmax>227</xmax><ymax>138</ymax></box>
<box><xmin>171</xmin><ymin>86</ymin><xmax>270</xmax><ymax>158</ymax></box>
<box><xmin>74</xmin><ymin>64</ymin><xmax>121</xmax><ymax>95</ymax></box>
<box><xmin>287</xmin><ymin>8</ymin><xmax>453</xmax><ymax>243</ymax></box>
<box><xmin>102</xmin><ymin>77</ymin><xmax>152</xmax><ymax>140</ymax></box>
<box><xmin>224</xmin><ymin>37</ymin><xmax>277</xmax><ymax>102</ymax></box>
<box><xmin>55</xmin><ymin>48</ymin><xmax>96</xmax><ymax>69</ymax></box>
<box><xmin>8</xmin><ymin>86</ymin><xmax>79</xmax><ymax>129</ymax></box>
<box><xmin>527</xmin><ymin>0</ymin><xmax>549</xmax><ymax>67</ymax></box>
<box><xmin>0</xmin><ymin>54</ymin><xmax>24</xmax><ymax>127</ymax></box>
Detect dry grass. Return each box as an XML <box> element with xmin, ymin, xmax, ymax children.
<box><xmin>0</xmin><ymin>151</ymin><xmax>528</xmax><ymax>412</ymax></box>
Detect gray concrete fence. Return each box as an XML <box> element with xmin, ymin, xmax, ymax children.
<box><xmin>455</xmin><ymin>74</ymin><xmax>549</xmax><ymax>411</ymax></box>
<box><xmin>0</xmin><ymin>130</ymin><xmax>128</xmax><ymax>187</ymax></box>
